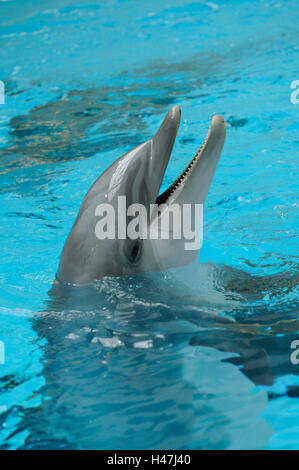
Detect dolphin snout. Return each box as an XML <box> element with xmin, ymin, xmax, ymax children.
<box><xmin>208</xmin><ymin>114</ymin><xmax>226</xmax><ymax>147</ymax></box>
<box><xmin>169</xmin><ymin>104</ymin><xmax>181</xmax><ymax>121</ymax></box>
<box><xmin>212</xmin><ymin>114</ymin><xmax>225</xmax><ymax>124</ymax></box>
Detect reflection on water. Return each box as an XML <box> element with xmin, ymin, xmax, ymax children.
<box><xmin>0</xmin><ymin>52</ymin><xmax>220</xmax><ymax>176</ymax></box>
<box><xmin>2</xmin><ymin>262</ymin><xmax>296</xmax><ymax>449</ymax></box>
<box><xmin>20</xmin><ymin>265</ymin><xmax>276</xmax><ymax>449</ymax></box>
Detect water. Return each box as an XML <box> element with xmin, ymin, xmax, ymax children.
<box><xmin>0</xmin><ymin>0</ymin><xmax>298</xmax><ymax>450</ymax></box>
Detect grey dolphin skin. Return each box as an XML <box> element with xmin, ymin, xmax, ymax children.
<box><xmin>57</xmin><ymin>105</ymin><xmax>226</xmax><ymax>284</ymax></box>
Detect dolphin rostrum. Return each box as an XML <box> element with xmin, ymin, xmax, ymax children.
<box><xmin>57</xmin><ymin>105</ymin><xmax>226</xmax><ymax>284</ymax></box>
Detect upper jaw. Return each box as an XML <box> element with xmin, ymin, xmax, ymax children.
<box><xmin>148</xmin><ymin>105</ymin><xmax>181</xmax><ymax>205</ymax></box>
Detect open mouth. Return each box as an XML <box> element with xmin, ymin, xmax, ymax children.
<box><xmin>155</xmin><ymin>130</ymin><xmax>210</xmax><ymax>207</ymax></box>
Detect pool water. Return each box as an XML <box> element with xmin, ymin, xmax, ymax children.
<box><xmin>0</xmin><ymin>0</ymin><xmax>298</xmax><ymax>450</ymax></box>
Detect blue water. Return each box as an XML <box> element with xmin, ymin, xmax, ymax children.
<box><xmin>0</xmin><ymin>0</ymin><xmax>298</xmax><ymax>450</ymax></box>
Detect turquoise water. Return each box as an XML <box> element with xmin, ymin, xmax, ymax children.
<box><xmin>0</xmin><ymin>0</ymin><xmax>298</xmax><ymax>450</ymax></box>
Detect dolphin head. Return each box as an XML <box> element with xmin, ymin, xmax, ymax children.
<box><xmin>57</xmin><ymin>105</ymin><xmax>226</xmax><ymax>284</ymax></box>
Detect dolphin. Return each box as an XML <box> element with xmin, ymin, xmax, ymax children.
<box><xmin>57</xmin><ymin>105</ymin><xmax>226</xmax><ymax>284</ymax></box>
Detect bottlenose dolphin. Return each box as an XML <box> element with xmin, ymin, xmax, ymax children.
<box><xmin>58</xmin><ymin>105</ymin><xmax>226</xmax><ymax>284</ymax></box>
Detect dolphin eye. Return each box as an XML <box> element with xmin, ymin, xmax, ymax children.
<box><xmin>132</xmin><ymin>243</ymin><xmax>140</xmax><ymax>259</ymax></box>
<box><xmin>125</xmin><ymin>240</ymin><xmax>142</xmax><ymax>264</ymax></box>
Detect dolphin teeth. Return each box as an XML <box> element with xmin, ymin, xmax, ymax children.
<box><xmin>155</xmin><ymin>132</ymin><xmax>209</xmax><ymax>206</ymax></box>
